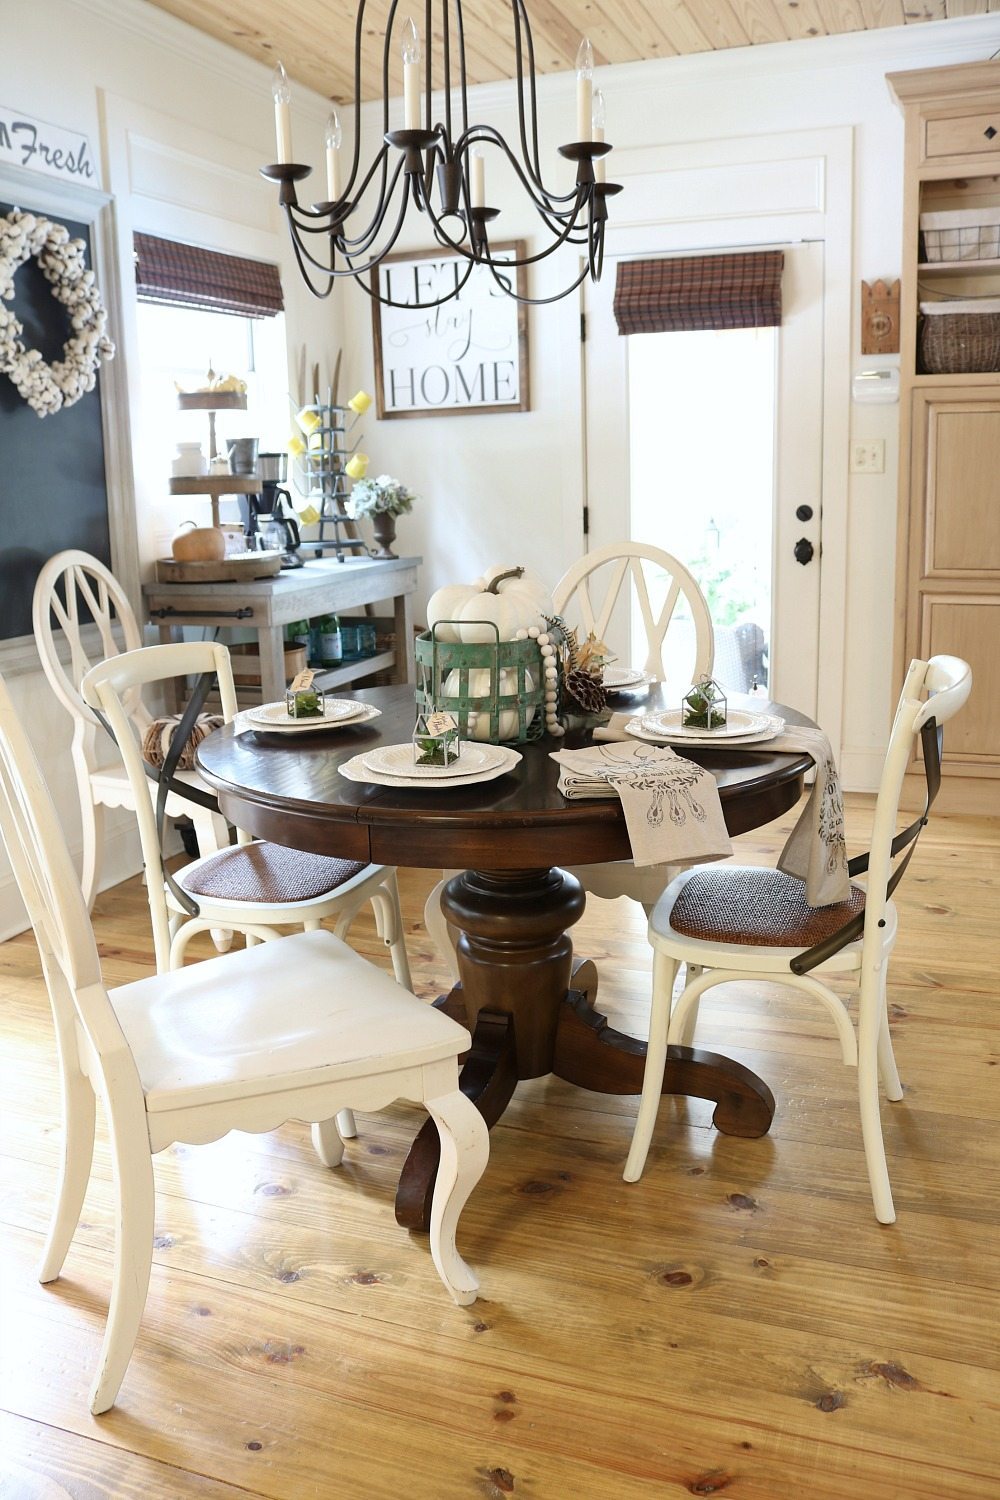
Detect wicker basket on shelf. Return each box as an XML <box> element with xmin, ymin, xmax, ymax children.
<box><xmin>415</xmin><ymin>624</ymin><xmax>544</xmax><ymax>744</ymax></box>
<box><xmin>919</xmin><ymin>299</ymin><xmax>1000</xmax><ymax>374</ymax></box>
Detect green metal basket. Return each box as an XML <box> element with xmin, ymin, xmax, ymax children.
<box><xmin>414</xmin><ymin>623</ymin><xmax>545</xmax><ymax>744</ymax></box>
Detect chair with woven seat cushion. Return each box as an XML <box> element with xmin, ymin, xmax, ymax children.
<box><xmin>421</xmin><ymin>541</ymin><xmax>717</xmax><ymax>982</ymax></box>
<box><xmin>80</xmin><ymin>640</ymin><xmax>413</xmax><ymax>987</ymax></box>
<box><xmin>624</xmin><ymin>654</ymin><xmax>972</xmax><ymax>1224</ymax></box>
<box><xmin>32</xmin><ymin>550</ymin><xmax>229</xmax><ymax>911</ymax></box>
<box><xmin>0</xmin><ymin>671</ymin><xmax>487</xmax><ymax>1414</ymax></box>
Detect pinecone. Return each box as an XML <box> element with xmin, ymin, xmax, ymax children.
<box><xmin>564</xmin><ymin>667</ymin><xmax>607</xmax><ymax>714</ymax></box>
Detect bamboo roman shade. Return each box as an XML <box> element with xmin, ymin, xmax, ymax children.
<box><xmin>613</xmin><ymin>251</ymin><xmax>784</xmax><ymax>336</ymax></box>
<box><xmin>133</xmin><ymin>233</ymin><xmax>284</xmax><ymax>318</ymax></box>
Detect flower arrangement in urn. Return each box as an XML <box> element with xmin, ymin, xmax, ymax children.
<box><xmin>346</xmin><ymin>473</ymin><xmax>416</xmax><ymax>558</ymax></box>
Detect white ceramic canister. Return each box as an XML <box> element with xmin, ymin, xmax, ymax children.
<box><xmin>172</xmin><ymin>441</ymin><xmax>208</xmax><ymax>478</ymax></box>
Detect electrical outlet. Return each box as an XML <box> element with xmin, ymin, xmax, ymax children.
<box><xmin>850</xmin><ymin>439</ymin><xmax>885</xmax><ymax>474</ymax></box>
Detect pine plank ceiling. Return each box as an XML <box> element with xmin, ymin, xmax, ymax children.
<box><xmin>146</xmin><ymin>1</ymin><xmax>990</xmax><ymax>102</ymax></box>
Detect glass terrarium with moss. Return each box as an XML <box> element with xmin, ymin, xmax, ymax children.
<box><xmin>681</xmin><ymin>675</ymin><xmax>727</xmax><ymax>730</ymax></box>
<box><xmin>413</xmin><ymin>709</ymin><xmax>460</xmax><ymax>766</ymax></box>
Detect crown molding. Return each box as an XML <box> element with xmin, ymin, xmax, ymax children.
<box><xmin>72</xmin><ymin>0</ymin><xmax>332</xmax><ymax>120</ymax></box>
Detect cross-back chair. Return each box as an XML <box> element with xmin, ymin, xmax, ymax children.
<box><xmin>80</xmin><ymin>639</ymin><xmax>413</xmax><ymax>987</ymax></box>
<box><xmin>625</xmin><ymin>654</ymin><xmax>972</xmax><ymax>1224</ymax></box>
<box><xmin>422</xmin><ymin>541</ymin><xmax>717</xmax><ymax>981</ymax></box>
<box><xmin>32</xmin><ymin>550</ymin><xmax>228</xmax><ymax>910</ymax></box>
<box><xmin>0</xmin><ymin>670</ymin><xmax>487</xmax><ymax>1414</ymax></box>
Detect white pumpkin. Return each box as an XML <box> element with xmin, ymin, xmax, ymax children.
<box><xmin>456</xmin><ymin>567</ymin><xmax>548</xmax><ymax>643</ymax></box>
<box><xmin>427</xmin><ymin>566</ymin><xmax>551</xmax><ymax>645</ymax></box>
<box><xmin>444</xmin><ymin>666</ymin><xmax>536</xmax><ymax>741</ymax></box>
<box><xmin>480</xmin><ymin>564</ymin><xmax>552</xmax><ymax>617</ymax></box>
<box><xmin>426</xmin><ymin>582</ymin><xmax>479</xmax><ymax>643</ymax></box>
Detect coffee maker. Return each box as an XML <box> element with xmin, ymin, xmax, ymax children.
<box><xmin>241</xmin><ymin>451</ymin><xmax>303</xmax><ymax>568</ymax></box>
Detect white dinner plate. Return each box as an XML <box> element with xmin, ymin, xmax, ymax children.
<box><xmin>626</xmin><ymin>711</ymin><xmax>785</xmax><ymax>747</ymax></box>
<box><xmin>339</xmin><ymin>745</ymin><xmax>521</xmax><ymax>789</ymax></box>
<box><xmin>362</xmin><ymin>741</ymin><xmax>508</xmax><ymax>779</ymax></box>
<box><xmin>244</xmin><ymin>701</ymin><xmax>381</xmax><ymax>734</ymax></box>
<box><xmin>603</xmin><ymin>666</ymin><xmax>652</xmax><ymax>690</ymax></box>
<box><xmin>635</xmin><ymin>708</ymin><xmax>779</xmax><ymax>739</ymax></box>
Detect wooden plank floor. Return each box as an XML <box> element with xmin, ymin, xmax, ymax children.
<box><xmin>1</xmin><ymin>795</ymin><xmax>998</xmax><ymax>1499</ymax></box>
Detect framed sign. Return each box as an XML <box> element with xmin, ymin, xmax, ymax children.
<box><xmin>371</xmin><ymin>242</ymin><xmax>529</xmax><ymax>419</ymax></box>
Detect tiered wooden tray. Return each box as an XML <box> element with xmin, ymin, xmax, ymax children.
<box><xmin>169</xmin><ymin>390</ymin><xmax>261</xmax><ymax>528</ymax></box>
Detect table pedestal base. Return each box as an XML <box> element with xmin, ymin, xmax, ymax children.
<box><xmin>395</xmin><ymin>866</ymin><xmax>775</xmax><ymax>1231</ymax></box>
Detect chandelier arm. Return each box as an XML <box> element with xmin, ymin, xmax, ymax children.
<box><xmin>333</xmin><ymin>154</ymin><xmax>407</xmax><ymax>252</ymax></box>
<box><xmin>510</xmin><ymin>0</ymin><xmax>545</xmax><ymax>189</ymax></box>
<box><xmin>453</xmin><ymin>0</ymin><xmax>471</xmax><ymax>137</ymax></box>
<box><xmin>286</xmin><ymin>176</ymin><xmax>412</xmax><ymax>281</ymax></box>
<box><xmin>337</xmin><ymin>0</ymin><xmax>371</xmax><ymax>209</ymax></box>
<box><xmin>286</xmin><ymin>219</ymin><xmax>337</xmax><ymax>297</ymax></box>
<box><xmin>420</xmin><ymin>195</ymin><xmax>477</xmax><ymax>257</ymax></box>
<box><xmin>442</xmin><ymin>0</ymin><xmax>453</xmax><ymax>140</ymax></box>
<box><xmin>350</xmin><ymin>248</ymin><xmax>479</xmax><ymax>310</ymax></box>
<box><xmin>482</xmin><ymin>241</ymin><xmax>593</xmax><ymax>306</ymax></box>
<box><xmin>382</xmin><ymin>0</ymin><xmax>400</xmax><ymax>139</ymax></box>
<box><xmin>425</xmin><ymin>0</ymin><xmax>433</xmax><ymax>126</ymax></box>
<box><xmin>457</xmin><ymin>125</ymin><xmax>580</xmax><ymax>211</ymax></box>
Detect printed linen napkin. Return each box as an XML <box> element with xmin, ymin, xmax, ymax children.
<box><xmin>550</xmin><ymin>740</ymin><xmax>733</xmax><ymax>869</ymax></box>
<box><xmin>591</xmin><ymin>713</ymin><xmax>850</xmax><ymax>907</ymax></box>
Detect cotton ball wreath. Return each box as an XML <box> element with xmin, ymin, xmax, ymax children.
<box><xmin>0</xmin><ymin>208</ymin><xmax>115</xmax><ymax>418</ymax></box>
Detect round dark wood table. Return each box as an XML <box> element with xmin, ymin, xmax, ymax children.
<box><xmin>197</xmin><ymin>682</ymin><xmax>814</xmax><ymax>1230</ymax></box>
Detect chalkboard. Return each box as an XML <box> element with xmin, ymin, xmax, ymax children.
<box><xmin>0</xmin><ymin>199</ymin><xmax>111</xmax><ymax>640</ymax></box>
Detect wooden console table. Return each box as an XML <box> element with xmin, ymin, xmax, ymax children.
<box><xmin>143</xmin><ymin>555</ymin><xmax>420</xmax><ymax>704</ymax></box>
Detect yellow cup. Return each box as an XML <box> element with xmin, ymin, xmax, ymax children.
<box><xmin>287</xmin><ymin>433</ymin><xmax>307</xmax><ymax>457</ymax></box>
<box><xmin>295</xmin><ymin>407</ymin><xmax>322</xmax><ymax>435</ymax></box>
<box><xmin>347</xmin><ymin>389</ymin><xmax>372</xmax><ymax>415</ymax></box>
<box><xmin>345</xmin><ymin>452</ymin><xmax>369</xmax><ymax>480</ymax></box>
<box><xmin>298</xmin><ymin>504</ymin><xmax>321</xmax><ymax>526</ymax></box>
<box><xmin>308</xmin><ymin>430</ymin><xmax>326</xmax><ymax>452</ymax></box>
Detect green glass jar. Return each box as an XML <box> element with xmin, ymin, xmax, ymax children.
<box><xmin>285</xmin><ymin>618</ymin><xmax>311</xmax><ymax>652</ymax></box>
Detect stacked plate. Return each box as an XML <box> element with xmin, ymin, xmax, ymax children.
<box><xmin>625</xmin><ymin>707</ymin><xmax>785</xmax><ymax>746</ymax></box>
<box><xmin>244</xmin><ymin>699</ymin><xmax>382</xmax><ymax>734</ymax></box>
<box><xmin>339</xmin><ymin>740</ymin><xmax>522</xmax><ymax>789</ymax></box>
<box><xmin>603</xmin><ymin>666</ymin><xmax>655</xmax><ymax>692</ymax></box>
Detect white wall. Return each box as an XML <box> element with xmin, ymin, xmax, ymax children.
<box><xmin>0</xmin><ymin>0</ymin><xmax>338</xmax><ymax>937</ymax></box>
<box><xmin>337</xmin><ymin>13</ymin><xmax>1000</xmax><ymax>790</ymax></box>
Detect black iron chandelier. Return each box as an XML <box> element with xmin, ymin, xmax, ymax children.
<box><xmin>261</xmin><ymin>1</ymin><xmax>621</xmax><ymax>309</ymax></box>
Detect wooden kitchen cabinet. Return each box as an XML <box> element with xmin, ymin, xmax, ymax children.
<box><xmin>888</xmin><ymin>61</ymin><xmax>1000</xmax><ymax>812</ymax></box>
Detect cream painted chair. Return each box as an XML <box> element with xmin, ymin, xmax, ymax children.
<box><xmin>625</xmin><ymin>655</ymin><xmax>972</xmax><ymax>1224</ymax></box>
<box><xmin>0</xmin><ymin>669</ymin><xmax>487</xmax><ymax>1414</ymax></box>
<box><xmin>32</xmin><ymin>550</ymin><xmax>229</xmax><ymax>911</ymax></box>
<box><xmin>422</xmin><ymin>542</ymin><xmax>716</xmax><ymax>982</ymax></box>
<box><xmin>81</xmin><ymin>640</ymin><xmax>412</xmax><ymax>987</ymax></box>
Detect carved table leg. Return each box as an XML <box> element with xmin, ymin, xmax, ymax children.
<box><xmin>395</xmin><ymin>867</ymin><xmax>585</xmax><ymax>1230</ymax></box>
<box><xmin>553</xmin><ymin>960</ymin><xmax>775</xmax><ymax>1137</ymax></box>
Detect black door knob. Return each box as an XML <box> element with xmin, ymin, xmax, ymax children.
<box><xmin>794</xmin><ymin>537</ymin><xmax>815</xmax><ymax>565</ymax></box>
<box><xmin>795</xmin><ymin>504</ymin><xmax>813</xmax><ymax>522</ymax></box>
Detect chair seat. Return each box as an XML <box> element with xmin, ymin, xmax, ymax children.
<box><xmin>179</xmin><ymin>841</ymin><xmax>367</xmax><ymax>904</ymax></box>
<box><xmin>658</xmin><ymin>864</ymin><xmax>866</xmax><ymax>948</ymax></box>
<box><xmin>110</xmin><ymin>929</ymin><xmax>470</xmax><ymax>1112</ymax></box>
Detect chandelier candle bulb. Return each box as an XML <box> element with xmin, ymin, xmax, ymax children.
<box><xmin>576</xmin><ymin>37</ymin><xmax>594</xmax><ymax>141</ymax></box>
<box><xmin>401</xmin><ymin>17</ymin><xmax>421</xmax><ymax>131</ymax></box>
<box><xmin>272</xmin><ymin>62</ymin><xmax>293</xmax><ymax>164</ymax></box>
<box><xmin>325</xmin><ymin>109</ymin><xmax>342</xmax><ymax>200</ymax></box>
<box><xmin>470</xmin><ymin>148</ymin><xmax>486</xmax><ymax>209</ymax></box>
<box><xmin>592</xmin><ymin>89</ymin><xmax>606</xmax><ymax>183</ymax></box>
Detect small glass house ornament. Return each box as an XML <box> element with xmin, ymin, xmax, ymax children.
<box><xmin>681</xmin><ymin>674</ymin><xmax>728</xmax><ymax>730</ymax></box>
<box><xmin>285</xmin><ymin>668</ymin><xmax>326</xmax><ymax>719</ymax></box>
<box><xmin>413</xmin><ymin>709</ymin><xmax>460</xmax><ymax>766</ymax></box>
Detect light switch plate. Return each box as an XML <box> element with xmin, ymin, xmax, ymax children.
<box><xmin>850</xmin><ymin>439</ymin><xmax>885</xmax><ymax>474</ymax></box>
